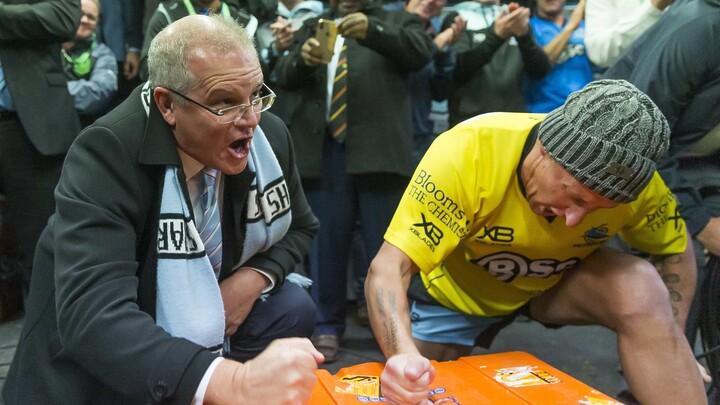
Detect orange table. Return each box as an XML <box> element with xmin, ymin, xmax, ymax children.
<box><xmin>310</xmin><ymin>351</ymin><xmax>623</xmax><ymax>404</ymax></box>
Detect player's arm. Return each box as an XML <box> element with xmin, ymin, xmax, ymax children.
<box><xmin>366</xmin><ymin>241</ymin><xmax>419</xmax><ymax>358</ymax></box>
<box><xmin>366</xmin><ymin>242</ymin><xmax>435</xmax><ymax>404</ymax></box>
<box><xmin>649</xmin><ymin>229</ymin><xmax>697</xmax><ymax>331</ymax></box>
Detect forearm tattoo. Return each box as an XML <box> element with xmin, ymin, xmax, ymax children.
<box><xmin>374</xmin><ymin>288</ymin><xmax>400</xmax><ymax>354</ymax></box>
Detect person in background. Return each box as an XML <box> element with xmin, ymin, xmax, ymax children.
<box><xmin>448</xmin><ymin>0</ymin><xmax>549</xmax><ymax>127</ymax></box>
<box><xmin>98</xmin><ymin>0</ymin><xmax>143</xmax><ymax>108</ymax></box>
<box><xmin>365</xmin><ymin>80</ymin><xmax>710</xmax><ymax>404</ymax></box>
<box><xmin>0</xmin><ymin>0</ymin><xmax>82</xmax><ymax>293</ymax></box>
<box><xmin>584</xmin><ymin>0</ymin><xmax>673</xmax><ymax>70</ymax></box>
<box><xmin>405</xmin><ymin>0</ymin><xmax>466</xmax><ymax>162</ymax></box>
<box><xmin>523</xmin><ymin>0</ymin><xmax>592</xmax><ymax>113</ymax></box>
<box><xmin>139</xmin><ymin>0</ymin><xmax>259</xmax><ymax>80</ymax></box>
<box><xmin>62</xmin><ymin>0</ymin><xmax>118</xmax><ymax>127</ymax></box>
<box><xmin>3</xmin><ymin>14</ymin><xmax>321</xmax><ymax>403</ymax></box>
<box><xmin>255</xmin><ymin>0</ymin><xmax>324</xmax><ymax>124</ymax></box>
<box><xmin>275</xmin><ymin>0</ymin><xmax>435</xmax><ymax>363</ymax></box>
<box><xmin>604</xmin><ymin>3</ymin><xmax>720</xmax><ymax>400</ymax></box>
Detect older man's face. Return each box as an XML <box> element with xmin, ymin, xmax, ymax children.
<box><xmin>169</xmin><ymin>46</ymin><xmax>264</xmax><ymax>175</ymax></box>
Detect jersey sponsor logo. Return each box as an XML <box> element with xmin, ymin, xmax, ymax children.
<box><xmin>410</xmin><ymin>213</ymin><xmax>444</xmax><ymax>251</ymax></box>
<box><xmin>246</xmin><ymin>177</ymin><xmax>291</xmax><ymax>224</ymax></box>
<box><xmin>408</xmin><ymin>170</ymin><xmax>469</xmax><ymax>238</ymax></box>
<box><xmin>475</xmin><ymin>225</ymin><xmax>515</xmax><ymax>243</ymax></box>
<box><xmin>557</xmin><ymin>43</ymin><xmax>585</xmax><ymax>65</ymax></box>
<box><xmin>645</xmin><ymin>191</ymin><xmax>683</xmax><ymax>233</ymax></box>
<box><xmin>471</xmin><ymin>252</ymin><xmax>580</xmax><ymax>282</ymax></box>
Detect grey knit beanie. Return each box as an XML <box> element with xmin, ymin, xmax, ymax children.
<box><xmin>538</xmin><ymin>79</ymin><xmax>670</xmax><ymax>203</ymax></box>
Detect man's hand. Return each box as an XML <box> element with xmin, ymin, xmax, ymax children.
<box><xmin>271</xmin><ymin>16</ymin><xmax>294</xmax><ymax>53</ymax></box>
<box><xmin>493</xmin><ymin>3</ymin><xmax>530</xmax><ymax>40</ymax></box>
<box><xmin>338</xmin><ymin>12</ymin><xmax>369</xmax><ymax>40</ymax></box>
<box><xmin>651</xmin><ymin>0</ymin><xmax>673</xmax><ymax>10</ymax></box>
<box><xmin>380</xmin><ymin>353</ymin><xmax>435</xmax><ymax>405</ymax></box>
<box><xmin>301</xmin><ymin>37</ymin><xmax>325</xmax><ymax>66</ymax></box>
<box><xmin>206</xmin><ymin>338</ymin><xmax>324</xmax><ymax>404</ymax></box>
<box><xmin>124</xmin><ymin>51</ymin><xmax>140</xmax><ymax>80</ymax></box>
<box><xmin>219</xmin><ymin>268</ymin><xmax>269</xmax><ymax>336</ymax></box>
<box><xmin>434</xmin><ymin>15</ymin><xmax>466</xmax><ymax>50</ymax></box>
<box><xmin>696</xmin><ymin>216</ymin><xmax>720</xmax><ymax>256</ymax></box>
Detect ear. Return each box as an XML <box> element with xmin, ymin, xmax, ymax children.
<box><xmin>153</xmin><ymin>87</ymin><xmax>177</xmax><ymax>126</ymax></box>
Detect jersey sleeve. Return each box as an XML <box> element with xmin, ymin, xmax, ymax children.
<box><xmin>384</xmin><ymin>131</ymin><xmax>478</xmax><ymax>273</ymax></box>
<box><xmin>618</xmin><ymin>172</ymin><xmax>688</xmax><ymax>255</ymax></box>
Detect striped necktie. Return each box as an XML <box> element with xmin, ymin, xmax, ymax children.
<box><xmin>199</xmin><ymin>169</ymin><xmax>222</xmax><ymax>277</ymax></box>
<box><xmin>328</xmin><ymin>44</ymin><xmax>348</xmax><ymax>143</ymax></box>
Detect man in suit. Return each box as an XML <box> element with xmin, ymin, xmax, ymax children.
<box><xmin>3</xmin><ymin>14</ymin><xmax>322</xmax><ymax>404</ymax></box>
<box><xmin>274</xmin><ymin>0</ymin><xmax>435</xmax><ymax>362</ymax></box>
<box><xmin>0</xmin><ymin>0</ymin><xmax>82</xmax><ymax>291</ymax></box>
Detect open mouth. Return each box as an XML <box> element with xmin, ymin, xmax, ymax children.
<box><xmin>229</xmin><ymin>138</ymin><xmax>251</xmax><ymax>158</ymax></box>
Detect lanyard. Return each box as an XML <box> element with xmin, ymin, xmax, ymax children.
<box><xmin>182</xmin><ymin>0</ymin><xmax>231</xmax><ymax>17</ymax></box>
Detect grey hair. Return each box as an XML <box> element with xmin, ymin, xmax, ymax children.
<box><xmin>147</xmin><ymin>14</ymin><xmax>256</xmax><ymax>93</ymax></box>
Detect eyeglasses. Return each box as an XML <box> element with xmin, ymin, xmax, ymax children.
<box><xmin>165</xmin><ymin>83</ymin><xmax>276</xmax><ymax>124</ymax></box>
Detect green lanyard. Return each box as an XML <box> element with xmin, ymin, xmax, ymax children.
<box><xmin>62</xmin><ymin>34</ymin><xmax>97</xmax><ymax>79</ymax></box>
<box><xmin>182</xmin><ymin>0</ymin><xmax>231</xmax><ymax>17</ymax></box>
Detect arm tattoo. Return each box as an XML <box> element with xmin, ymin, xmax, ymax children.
<box><xmin>375</xmin><ymin>288</ymin><xmax>400</xmax><ymax>354</ymax></box>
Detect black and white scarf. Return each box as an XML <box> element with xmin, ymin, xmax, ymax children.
<box><xmin>142</xmin><ymin>83</ymin><xmax>294</xmax><ymax>350</ymax></box>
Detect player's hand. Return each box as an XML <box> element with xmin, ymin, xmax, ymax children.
<box><xmin>301</xmin><ymin>37</ymin><xmax>324</xmax><ymax>66</ymax></box>
<box><xmin>338</xmin><ymin>12</ymin><xmax>369</xmax><ymax>40</ymax></box>
<box><xmin>380</xmin><ymin>353</ymin><xmax>435</xmax><ymax>404</ymax></box>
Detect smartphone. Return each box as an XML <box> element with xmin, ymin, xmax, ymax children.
<box><xmin>315</xmin><ymin>18</ymin><xmax>337</xmax><ymax>64</ymax></box>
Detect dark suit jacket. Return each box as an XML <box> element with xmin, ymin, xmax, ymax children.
<box><xmin>274</xmin><ymin>6</ymin><xmax>435</xmax><ymax>179</ymax></box>
<box><xmin>2</xmin><ymin>85</ymin><xmax>318</xmax><ymax>404</ymax></box>
<box><xmin>603</xmin><ymin>0</ymin><xmax>720</xmax><ymax>236</ymax></box>
<box><xmin>0</xmin><ymin>0</ymin><xmax>82</xmax><ymax>155</ymax></box>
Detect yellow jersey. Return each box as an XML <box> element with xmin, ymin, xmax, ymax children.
<box><xmin>385</xmin><ymin>113</ymin><xmax>687</xmax><ymax>316</ymax></box>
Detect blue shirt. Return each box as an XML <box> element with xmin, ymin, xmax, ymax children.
<box><xmin>0</xmin><ymin>63</ymin><xmax>16</xmax><ymax>111</ymax></box>
<box><xmin>523</xmin><ymin>18</ymin><xmax>592</xmax><ymax>113</ymax></box>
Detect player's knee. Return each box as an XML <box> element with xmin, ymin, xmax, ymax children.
<box><xmin>607</xmin><ymin>260</ymin><xmax>673</xmax><ymax>329</ymax></box>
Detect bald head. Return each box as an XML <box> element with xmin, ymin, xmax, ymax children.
<box><xmin>148</xmin><ymin>14</ymin><xmax>256</xmax><ymax>92</ymax></box>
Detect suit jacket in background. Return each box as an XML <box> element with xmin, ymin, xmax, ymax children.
<box><xmin>0</xmin><ymin>0</ymin><xmax>82</xmax><ymax>155</ymax></box>
<box><xmin>274</xmin><ymin>6</ymin><xmax>435</xmax><ymax>179</ymax></box>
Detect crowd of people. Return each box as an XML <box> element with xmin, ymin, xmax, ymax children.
<box><xmin>0</xmin><ymin>0</ymin><xmax>718</xmax><ymax>403</ymax></box>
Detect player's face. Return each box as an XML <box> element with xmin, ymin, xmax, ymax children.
<box><xmin>524</xmin><ymin>153</ymin><xmax>617</xmax><ymax>228</ymax></box>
